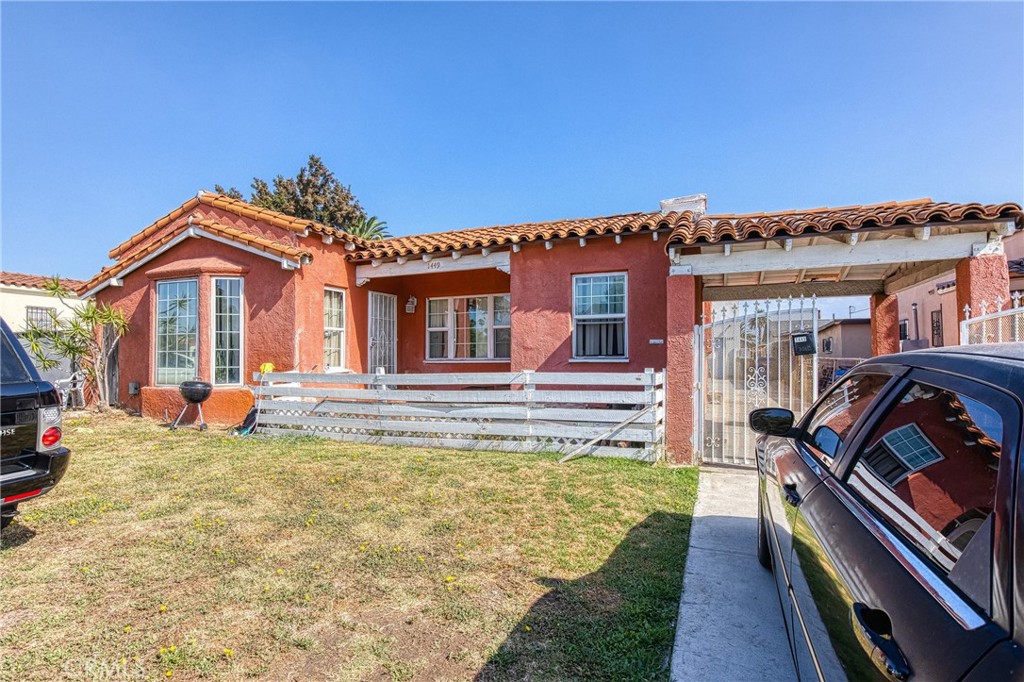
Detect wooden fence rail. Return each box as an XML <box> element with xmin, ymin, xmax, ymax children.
<box><xmin>252</xmin><ymin>369</ymin><xmax>666</xmax><ymax>461</ymax></box>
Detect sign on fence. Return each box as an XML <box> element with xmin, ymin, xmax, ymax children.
<box><xmin>253</xmin><ymin>370</ymin><xmax>665</xmax><ymax>461</ymax></box>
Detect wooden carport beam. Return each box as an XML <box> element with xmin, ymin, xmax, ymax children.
<box><xmin>883</xmin><ymin>258</ymin><xmax>960</xmax><ymax>295</ymax></box>
<box><xmin>702</xmin><ymin>280</ymin><xmax>884</xmax><ymax>301</ymax></box>
<box><xmin>670</xmin><ymin>231</ymin><xmax>1001</xmax><ymax>276</ymax></box>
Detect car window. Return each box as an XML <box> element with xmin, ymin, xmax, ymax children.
<box><xmin>802</xmin><ymin>373</ymin><xmax>891</xmax><ymax>467</ymax></box>
<box><xmin>1</xmin><ymin>329</ymin><xmax>32</xmax><ymax>383</ymax></box>
<box><xmin>847</xmin><ymin>380</ymin><xmax>1001</xmax><ymax>615</ymax></box>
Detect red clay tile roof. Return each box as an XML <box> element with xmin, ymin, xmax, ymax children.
<box><xmin>663</xmin><ymin>199</ymin><xmax>1023</xmax><ymax>249</ymax></box>
<box><xmin>349</xmin><ymin>199</ymin><xmax>1023</xmax><ymax>260</ymax></box>
<box><xmin>108</xmin><ymin>191</ymin><xmax>368</xmax><ymax>261</ymax></box>
<box><xmin>0</xmin><ymin>271</ymin><xmax>86</xmax><ymax>291</ymax></box>
<box><xmin>82</xmin><ymin>219</ymin><xmax>311</xmax><ymax>295</ymax></box>
<box><xmin>349</xmin><ymin>212</ymin><xmax>679</xmax><ymax>260</ymax></box>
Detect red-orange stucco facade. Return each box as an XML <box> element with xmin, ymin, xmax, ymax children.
<box><xmin>82</xmin><ymin>193</ymin><xmax>1022</xmax><ymax>465</ymax></box>
<box><xmin>86</xmin><ymin>193</ymin><xmax>692</xmax><ymax>452</ymax></box>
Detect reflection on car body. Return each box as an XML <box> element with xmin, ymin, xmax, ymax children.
<box><xmin>752</xmin><ymin>344</ymin><xmax>1024</xmax><ymax>681</ymax></box>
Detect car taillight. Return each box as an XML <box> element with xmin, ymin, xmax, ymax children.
<box><xmin>41</xmin><ymin>427</ymin><xmax>62</xmax><ymax>448</ymax></box>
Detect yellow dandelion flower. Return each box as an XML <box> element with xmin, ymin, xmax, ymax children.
<box><xmin>417</xmin><ymin>555</ymin><xmax>424</xmax><ymax>563</ymax></box>
<box><xmin>445</xmin><ymin>576</ymin><xmax>455</xmax><ymax>582</ymax></box>
<box><xmin>69</xmin><ymin>519</ymin><xmax>78</xmax><ymax>525</ymax></box>
<box><xmin>223</xmin><ymin>648</ymin><xmax>234</xmax><ymax>658</ymax></box>
<box><xmin>263</xmin><ymin>585</ymin><xmax>270</xmax><ymax>592</ymax></box>
<box><xmin>159</xmin><ymin>648</ymin><xmax>167</xmax><ymax>655</ymax></box>
<box><xmin>313</xmin><ymin>564</ymin><xmax>321</xmax><ymax>570</ymax></box>
<box><xmin>359</xmin><ymin>545</ymin><xmax>366</xmax><ymax>551</ymax></box>
<box><xmin>123</xmin><ymin>625</ymin><xmax>132</xmax><ymax>633</ymax></box>
<box><xmin>524</xmin><ymin>625</ymin><xmax>531</xmax><ymax>632</ymax></box>
<box><xmin>120</xmin><ymin>657</ymin><xmax>126</xmax><ymax>665</ymax></box>
<box><xmin>159</xmin><ymin>604</ymin><xmax>167</xmax><ymax>612</ymax></box>
<box><xmin>169</xmin><ymin>645</ymin><xmax>176</xmax><ymax>653</ymax></box>
<box><xmin>276</xmin><ymin>568</ymin><xmax>283</xmax><ymax>574</ymax></box>
<box><xmin>304</xmin><ymin>594</ymin><xmax>311</xmax><ymax>601</ymax></box>
<box><xmin>166</xmin><ymin>671</ymin><xmax>173</xmax><ymax>678</ymax></box>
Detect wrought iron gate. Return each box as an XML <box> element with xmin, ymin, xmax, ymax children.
<box><xmin>693</xmin><ymin>297</ymin><xmax>819</xmax><ymax>466</ymax></box>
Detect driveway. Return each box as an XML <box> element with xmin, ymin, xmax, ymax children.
<box><xmin>671</xmin><ymin>467</ymin><xmax>796</xmax><ymax>682</ymax></box>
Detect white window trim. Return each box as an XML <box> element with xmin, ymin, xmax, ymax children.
<box><xmin>425</xmin><ymin>293</ymin><xmax>511</xmax><ymax>362</ymax></box>
<box><xmin>154</xmin><ymin>277</ymin><xmax>199</xmax><ymax>387</ymax></box>
<box><xmin>879</xmin><ymin>422</ymin><xmax>945</xmax><ymax>485</ymax></box>
<box><xmin>211</xmin><ymin>277</ymin><xmax>245</xmax><ymax>387</ymax></box>
<box><xmin>323</xmin><ymin>286</ymin><xmax>348</xmax><ymax>372</ymax></box>
<box><xmin>571</xmin><ymin>272</ymin><xmax>628</xmax><ymax>360</ymax></box>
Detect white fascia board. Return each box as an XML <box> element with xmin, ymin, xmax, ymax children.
<box><xmin>355</xmin><ymin>250</ymin><xmax>511</xmax><ymax>280</ymax></box>
<box><xmin>670</xmin><ymin>231</ymin><xmax>996</xmax><ymax>277</ymax></box>
<box><xmin>80</xmin><ymin>228</ymin><xmax>301</xmax><ymax>298</ymax></box>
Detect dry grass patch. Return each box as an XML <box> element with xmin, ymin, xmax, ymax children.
<box><xmin>1</xmin><ymin>412</ymin><xmax>697</xmax><ymax>681</ymax></box>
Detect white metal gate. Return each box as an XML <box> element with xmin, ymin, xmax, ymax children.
<box><xmin>960</xmin><ymin>292</ymin><xmax>1024</xmax><ymax>345</ymax></box>
<box><xmin>694</xmin><ymin>297</ymin><xmax>819</xmax><ymax>467</ymax></box>
<box><xmin>368</xmin><ymin>292</ymin><xmax>397</xmax><ymax>373</ymax></box>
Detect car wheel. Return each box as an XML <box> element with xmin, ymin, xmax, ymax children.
<box><xmin>757</xmin><ymin>495</ymin><xmax>772</xmax><ymax>571</ymax></box>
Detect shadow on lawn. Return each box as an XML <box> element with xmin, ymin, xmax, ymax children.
<box><xmin>476</xmin><ymin>511</ymin><xmax>691</xmax><ymax>682</ymax></box>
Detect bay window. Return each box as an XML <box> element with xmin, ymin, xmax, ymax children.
<box><xmin>212</xmin><ymin>277</ymin><xmax>243</xmax><ymax>385</ymax></box>
<box><xmin>573</xmin><ymin>273</ymin><xmax>627</xmax><ymax>359</ymax></box>
<box><xmin>426</xmin><ymin>294</ymin><xmax>511</xmax><ymax>361</ymax></box>
<box><xmin>155</xmin><ymin>279</ymin><xmax>198</xmax><ymax>385</ymax></box>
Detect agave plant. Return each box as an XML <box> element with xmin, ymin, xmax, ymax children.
<box><xmin>347</xmin><ymin>215</ymin><xmax>391</xmax><ymax>240</ymax></box>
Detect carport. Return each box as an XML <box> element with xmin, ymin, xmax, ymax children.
<box><xmin>659</xmin><ymin>199</ymin><xmax>1023</xmax><ymax>465</ymax></box>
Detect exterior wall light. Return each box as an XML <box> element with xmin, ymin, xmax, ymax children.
<box><xmin>406</xmin><ymin>295</ymin><xmax>417</xmax><ymax>314</ymax></box>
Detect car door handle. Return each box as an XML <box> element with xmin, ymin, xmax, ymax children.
<box><xmin>782</xmin><ymin>483</ymin><xmax>801</xmax><ymax>507</ymax></box>
<box><xmin>851</xmin><ymin>603</ymin><xmax>911</xmax><ymax>681</ymax></box>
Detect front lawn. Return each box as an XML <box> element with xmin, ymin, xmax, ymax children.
<box><xmin>0</xmin><ymin>412</ymin><xmax>697</xmax><ymax>681</ymax></box>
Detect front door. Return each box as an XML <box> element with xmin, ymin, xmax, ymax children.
<box><xmin>368</xmin><ymin>292</ymin><xmax>397</xmax><ymax>373</ymax></box>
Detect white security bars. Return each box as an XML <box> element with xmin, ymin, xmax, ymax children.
<box><xmin>960</xmin><ymin>292</ymin><xmax>1024</xmax><ymax>345</ymax></box>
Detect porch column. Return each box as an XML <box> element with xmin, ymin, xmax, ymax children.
<box><xmin>869</xmin><ymin>292</ymin><xmax>900</xmax><ymax>357</ymax></box>
<box><xmin>955</xmin><ymin>253</ymin><xmax>1010</xmax><ymax>324</ymax></box>
<box><xmin>665</xmin><ymin>274</ymin><xmax>697</xmax><ymax>465</ymax></box>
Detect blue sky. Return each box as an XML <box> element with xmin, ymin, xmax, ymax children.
<box><xmin>2</xmin><ymin>2</ymin><xmax>1022</xmax><ymax>281</ymax></box>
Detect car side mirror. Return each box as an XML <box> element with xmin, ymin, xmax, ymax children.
<box><xmin>749</xmin><ymin>408</ymin><xmax>795</xmax><ymax>436</ymax></box>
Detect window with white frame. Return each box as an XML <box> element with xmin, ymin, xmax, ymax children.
<box><xmin>426</xmin><ymin>294</ymin><xmax>510</xmax><ymax>361</ymax></box>
<box><xmin>212</xmin><ymin>277</ymin><xmax>243</xmax><ymax>385</ymax></box>
<box><xmin>155</xmin><ymin>279</ymin><xmax>198</xmax><ymax>385</ymax></box>
<box><xmin>573</xmin><ymin>273</ymin><xmax>627</xmax><ymax>359</ymax></box>
<box><xmin>323</xmin><ymin>288</ymin><xmax>346</xmax><ymax>370</ymax></box>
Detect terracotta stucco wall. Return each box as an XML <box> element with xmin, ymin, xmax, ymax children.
<box><xmin>508</xmin><ymin>236</ymin><xmax>669</xmax><ymax>373</ymax></box>
<box><xmin>96</xmin><ymin>237</ymin><xmax>298</xmax><ymax>424</ymax></box>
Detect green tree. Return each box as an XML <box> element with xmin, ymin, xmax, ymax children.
<box><xmin>348</xmin><ymin>215</ymin><xmax>391</xmax><ymax>240</ymax></box>
<box><xmin>23</xmin><ymin>278</ymin><xmax>128</xmax><ymax>409</ymax></box>
<box><xmin>249</xmin><ymin>155</ymin><xmax>366</xmax><ymax>231</ymax></box>
<box><xmin>213</xmin><ymin>184</ymin><xmax>244</xmax><ymax>200</ymax></box>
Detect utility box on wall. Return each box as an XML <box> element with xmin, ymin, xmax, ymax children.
<box><xmin>791</xmin><ymin>331</ymin><xmax>817</xmax><ymax>356</ymax></box>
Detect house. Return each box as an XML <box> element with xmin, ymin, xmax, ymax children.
<box><xmin>817</xmin><ymin>318</ymin><xmax>871</xmax><ymax>358</ymax></box>
<box><xmin>1</xmin><ymin>271</ymin><xmax>86</xmax><ymax>333</ymax></box>
<box><xmin>1</xmin><ymin>271</ymin><xmax>87</xmax><ymax>384</ymax></box>
<box><xmin>80</xmin><ymin>192</ymin><xmax>1022</xmax><ymax>463</ymax></box>
<box><xmin>896</xmin><ymin>231</ymin><xmax>1024</xmax><ymax>348</ymax></box>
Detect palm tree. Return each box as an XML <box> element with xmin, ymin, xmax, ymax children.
<box><xmin>347</xmin><ymin>215</ymin><xmax>391</xmax><ymax>240</ymax></box>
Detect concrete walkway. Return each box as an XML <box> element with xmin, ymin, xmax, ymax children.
<box><xmin>670</xmin><ymin>467</ymin><xmax>796</xmax><ymax>682</ymax></box>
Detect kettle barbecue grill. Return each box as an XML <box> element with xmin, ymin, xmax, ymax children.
<box><xmin>170</xmin><ymin>380</ymin><xmax>212</xmax><ymax>431</ymax></box>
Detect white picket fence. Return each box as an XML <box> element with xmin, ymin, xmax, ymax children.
<box><xmin>253</xmin><ymin>369</ymin><xmax>666</xmax><ymax>461</ymax></box>
<box><xmin>960</xmin><ymin>292</ymin><xmax>1024</xmax><ymax>345</ymax></box>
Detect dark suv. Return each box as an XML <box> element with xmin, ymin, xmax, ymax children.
<box><xmin>1</xmin><ymin>317</ymin><xmax>71</xmax><ymax>529</ymax></box>
<box><xmin>752</xmin><ymin>343</ymin><xmax>1023</xmax><ymax>681</ymax></box>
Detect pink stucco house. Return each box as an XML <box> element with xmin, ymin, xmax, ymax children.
<box><xmin>80</xmin><ymin>192</ymin><xmax>1022</xmax><ymax>464</ymax></box>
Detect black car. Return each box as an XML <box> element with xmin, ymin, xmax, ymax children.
<box><xmin>752</xmin><ymin>343</ymin><xmax>1024</xmax><ymax>681</ymax></box>
<box><xmin>0</xmin><ymin>317</ymin><xmax>71</xmax><ymax>529</ymax></box>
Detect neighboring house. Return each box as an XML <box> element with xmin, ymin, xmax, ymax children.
<box><xmin>817</xmin><ymin>318</ymin><xmax>871</xmax><ymax>358</ymax></box>
<box><xmin>0</xmin><ymin>271</ymin><xmax>87</xmax><ymax>384</ymax></box>
<box><xmin>0</xmin><ymin>271</ymin><xmax>85</xmax><ymax>333</ymax></box>
<box><xmin>897</xmin><ymin>232</ymin><xmax>1023</xmax><ymax>348</ymax></box>
<box><xmin>79</xmin><ymin>191</ymin><xmax>1021</xmax><ymax>463</ymax></box>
